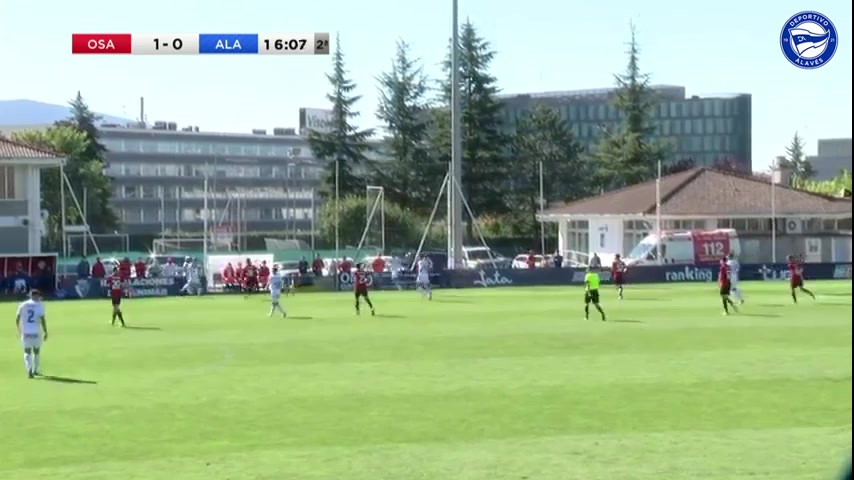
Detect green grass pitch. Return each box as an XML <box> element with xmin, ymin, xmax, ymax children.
<box><xmin>1</xmin><ymin>281</ymin><xmax>851</xmax><ymax>480</ymax></box>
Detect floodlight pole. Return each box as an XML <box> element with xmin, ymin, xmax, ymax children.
<box><xmin>449</xmin><ymin>0</ymin><xmax>464</xmax><ymax>269</ymax></box>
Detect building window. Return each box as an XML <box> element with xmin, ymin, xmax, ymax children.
<box><xmin>125</xmin><ymin>208</ymin><xmax>141</xmax><ymax>223</ymax></box>
<box><xmin>725</xmin><ymin>118</ymin><xmax>734</xmax><ymax>133</ymax></box>
<box><xmin>705</xmin><ymin>118</ymin><xmax>715</xmax><ymax>134</ymax></box>
<box><xmin>669</xmin><ymin>102</ymin><xmax>678</xmax><ymax>117</ymax></box>
<box><xmin>141</xmin><ymin>164</ymin><xmax>159</xmax><ymax>176</ymax></box>
<box><xmin>691</xmin><ymin>102</ymin><xmax>701</xmax><ymax>117</ymax></box>
<box><xmin>713</xmin><ymin>136</ymin><xmax>723</xmax><ymax>151</ymax></box>
<box><xmin>691</xmin><ymin>137</ymin><xmax>702</xmax><ymax>152</ymax></box>
<box><xmin>157</xmin><ymin>141</ymin><xmax>179</xmax><ymax>153</ymax></box>
<box><xmin>122</xmin><ymin>186</ymin><xmax>138</xmax><ymax>198</ymax></box>
<box><xmin>693</xmin><ymin>118</ymin><xmax>703</xmax><ymax>135</ymax></box>
<box><xmin>0</xmin><ymin>166</ymin><xmax>14</xmax><ymax>199</ymax></box>
<box><xmin>125</xmin><ymin>164</ymin><xmax>141</xmax><ymax>176</ymax></box>
<box><xmin>839</xmin><ymin>218</ymin><xmax>852</xmax><ymax>230</ymax></box>
<box><xmin>588</xmin><ymin>105</ymin><xmax>596</xmax><ymax>120</ymax></box>
<box><xmin>661</xmin><ymin>120</ymin><xmax>671</xmax><ymax>135</ymax></box>
<box><xmin>141</xmin><ymin>186</ymin><xmax>158</xmax><ymax>198</ymax></box>
<box><xmin>703</xmin><ymin>100</ymin><xmax>713</xmax><ymax>116</ymax></box>
<box><xmin>598</xmin><ymin>104</ymin><xmax>606</xmax><ymax>120</ymax></box>
<box><xmin>163</xmin><ymin>186</ymin><xmax>177</xmax><ymax>199</ymax></box>
<box><xmin>713</xmin><ymin>100</ymin><xmax>724</xmax><ymax>116</ymax></box>
<box><xmin>684</xmin><ymin>119</ymin><xmax>693</xmax><ymax>135</ymax></box>
<box><xmin>703</xmin><ymin>136</ymin><xmax>713</xmax><ymax>152</ymax></box>
<box><xmin>659</xmin><ymin>103</ymin><xmax>668</xmax><ymax>118</ymax></box>
<box><xmin>715</xmin><ymin>118</ymin><xmax>726</xmax><ymax>134</ymax></box>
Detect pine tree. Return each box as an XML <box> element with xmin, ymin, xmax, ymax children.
<box><xmin>50</xmin><ymin>92</ymin><xmax>117</xmax><ymax>232</ymax></box>
<box><xmin>374</xmin><ymin>39</ymin><xmax>442</xmax><ymax>213</ymax></box>
<box><xmin>437</xmin><ymin>20</ymin><xmax>509</xmax><ymax>219</ymax></box>
<box><xmin>509</xmin><ymin>104</ymin><xmax>586</xmax><ymax>235</ymax></box>
<box><xmin>308</xmin><ymin>34</ymin><xmax>374</xmax><ymax>199</ymax></box>
<box><xmin>589</xmin><ymin>24</ymin><xmax>667</xmax><ymax>190</ymax></box>
<box><xmin>785</xmin><ymin>131</ymin><xmax>815</xmax><ymax>181</ymax></box>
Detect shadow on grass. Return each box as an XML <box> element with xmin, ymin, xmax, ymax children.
<box><xmin>608</xmin><ymin>319</ymin><xmax>645</xmax><ymax>324</ymax></box>
<box><xmin>373</xmin><ymin>314</ymin><xmax>405</xmax><ymax>319</ymax></box>
<box><xmin>740</xmin><ymin>313</ymin><xmax>781</xmax><ymax>318</ymax></box>
<box><xmin>38</xmin><ymin>375</ymin><xmax>97</xmax><ymax>385</ymax></box>
<box><xmin>286</xmin><ymin>316</ymin><xmax>314</xmax><ymax>320</ymax></box>
<box><xmin>124</xmin><ymin>326</ymin><xmax>161</xmax><ymax>331</ymax></box>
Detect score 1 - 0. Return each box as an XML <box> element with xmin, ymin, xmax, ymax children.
<box><xmin>132</xmin><ymin>34</ymin><xmax>199</xmax><ymax>54</ymax></box>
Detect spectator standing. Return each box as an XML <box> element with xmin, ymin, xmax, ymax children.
<box><xmin>134</xmin><ymin>257</ymin><xmax>147</xmax><ymax>278</ymax></box>
<box><xmin>76</xmin><ymin>257</ymin><xmax>90</xmax><ymax>279</ymax></box>
<box><xmin>311</xmin><ymin>254</ymin><xmax>324</xmax><ymax>277</ymax></box>
<box><xmin>91</xmin><ymin>257</ymin><xmax>106</xmax><ymax>278</ymax></box>
<box><xmin>553</xmin><ymin>251</ymin><xmax>564</xmax><ymax>268</ymax></box>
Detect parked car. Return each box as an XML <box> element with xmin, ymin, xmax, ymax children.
<box><xmin>511</xmin><ymin>254</ymin><xmax>546</xmax><ymax>268</ymax></box>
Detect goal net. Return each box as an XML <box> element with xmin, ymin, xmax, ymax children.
<box><xmin>65</xmin><ymin>233</ymin><xmax>129</xmax><ymax>257</ymax></box>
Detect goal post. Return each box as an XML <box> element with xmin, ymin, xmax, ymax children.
<box><xmin>356</xmin><ymin>186</ymin><xmax>385</xmax><ymax>254</ymax></box>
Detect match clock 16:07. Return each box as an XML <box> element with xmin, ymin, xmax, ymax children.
<box><xmin>258</xmin><ymin>34</ymin><xmax>313</xmax><ymax>55</ymax></box>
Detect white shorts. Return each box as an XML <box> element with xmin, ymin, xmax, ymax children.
<box><xmin>271</xmin><ymin>293</ymin><xmax>281</xmax><ymax>303</ymax></box>
<box><xmin>21</xmin><ymin>334</ymin><xmax>42</xmax><ymax>350</ymax></box>
<box><xmin>730</xmin><ymin>277</ymin><xmax>740</xmax><ymax>288</ymax></box>
<box><xmin>416</xmin><ymin>275</ymin><xmax>429</xmax><ymax>285</ymax></box>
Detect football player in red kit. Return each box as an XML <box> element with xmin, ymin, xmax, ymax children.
<box><xmin>787</xmin><ymin>254</ymin><xmax>816</xmax><ymax>303</ymax></box>
<box><xmin>611</xmin><ymin>254</ymin><xmax>627</xmax><ymax>299</ymax></box>
<box><xmin>243</xmin><ymin>259</ymin><xmax>259</xmax><ymax>298</ymax></box>
<box><xmin>719</xmin><ymin>257</ymin><xmax>738</xmax><ymax>315</ymax></box>
<box><xmin>353</xmin><ymin>263</ymin><xmax>375</xmax><ymax>316</ymax></box>
<box><xmin>107</xmin><ymin>267</ymin><xmax>127</xmax><ymax>327</ymax></box>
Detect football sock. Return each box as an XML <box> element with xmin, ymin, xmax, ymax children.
<box><xmin>355</xmin><ymin>300</ymin><xmax>360</xmax><ymax>313</ymax></box>
<box><xmin>801</xmin><ymin>287</ymin><xmax>816</xmax><ymax>299</ymax></box>
<box><xmin>618</xmin><ymin>286</ymin><xmax>623</xmax><ymax>297</ymax></box>
<box><xmin>791</xmin><ymin>291</ymin><xmax>798</xmax><ymax>303</ymax></box>
<box><xmin>365</xmin><ymin>298</ymin><xmax>374</xmax><ymax>310</ymax></box>
<box><xmin>722</xmin><ymin>297</ymin><xmax>729</xmax><ymax>313</ymax></box>
<box><xmin>24</xmin><ymin>353</ymin><xmax>31</xmax><ymax>372</ymax></box>
<box><xmin>595</xmin><ymin>305</ymin><xmax>606</xmax><ymax>320</ymax></box>
<box><xmin>34</xmin><ymin>354</ymin><xmax>40</xmax><ymax>372</ymax></box>
<box><xmin>111</xmin><ymin>312</ymin><xmax>117</xmax><ymax>324</ymax></box>
<box><xmin>118</xmin><ymin>312</ymin><xmax>125</xmax><ymax>326</ymax></box>
<box><xmin>584</xmin><ymin>305</ymin><xmax>589</xmax><ymax>319</ymax></box>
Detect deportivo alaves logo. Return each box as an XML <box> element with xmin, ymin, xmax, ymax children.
<box><xmin>473</xmin><ymin>270</ymin><xmax>513</xmax><ymax>287</ymax></box>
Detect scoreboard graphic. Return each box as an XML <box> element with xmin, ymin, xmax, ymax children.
<box><xmin>71</xmin><ymin>33</ymin><xmax>331</xmax><ymax>55</ymax></box>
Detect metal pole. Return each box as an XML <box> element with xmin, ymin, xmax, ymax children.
<box><xmin>334</xmin><ymin>158</ymin><xmax>340</xmax><ymax>260</ymax></box>
<box><xmin>538</xmin><ymin>160</ymin><xmax>545</xmax><ymax>254</ymax></box>
<box><xmin>310</xmin><ymin>188</ymin><xmax>316</xmax><ymax>251</ymax></box>
<box><xmin>82</xmin><ymin>187</ymin><xmax>88</xmax><ymax>257</ymax></box>
<box><xmin>176</xmin><ymin>186</ymin><xmax>182</xmax><ymax>249</ymax></box>
<box><xmin>771</xmin><ymin>171</ymin><xmax>777</xmax><ymax>263</ymax></box>
<box><xmin>655</xmin><ymin>160</ymin><xmax>662</xmax><ymax>265</ymax></box>
<box><xmin>380</xmin><ymin>189</ymin><xmax>386</xmax><ymax>253</ymax></box>
<box><xmin>60</xmin><ymin>165</ymin><xmax>67</xmax><ymax>258</ymax></box>
<box><xmin>203</xmin><ymin>165</ymin><xmax>209</xmax><ymax>266</ymax></box>
<box><xmin>160</xmin><ymin>191</ymin><xmax>166</xmax><ymax>242</ymax></box>
<box><xmin>450</xmin><ymin>0</ymin><xmax>464</xmax><ymax>269</ymax></box>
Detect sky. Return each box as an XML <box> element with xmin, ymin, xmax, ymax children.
<box><xmin>1</xmin><ymin>0</ymin><xmax>851</xmax><ymax>172</ymax></box>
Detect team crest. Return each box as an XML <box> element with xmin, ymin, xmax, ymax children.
<box><xmin>780</xmin><ymin>11</ymin><xmax>838</xmax><ymax>69</ymax></box>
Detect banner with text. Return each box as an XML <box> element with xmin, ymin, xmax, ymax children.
<box><xmin>445</xmin><ymin>263</ymin><xmax>851</xmax><ymax>289</ymax></box>
<box><xmin>54</xmin><ymin>276</ymin><xmax>186</xmax><ymax>300</ymax></box>
<box><xmin>335</xmin><ymin>271</ymin><xmax>446</xmax><ymax>291</ymax></box>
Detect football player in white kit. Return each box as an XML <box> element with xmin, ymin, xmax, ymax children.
<box><xmin>726</xmin><ymin>252</ymin><xmax>744</xmax><ymax>304</ymax></box>
<box><xmin>268</xmin><ymin>266</ymin><xmax>286</xmax><ymax>317</ymax></box>
<box><xmin>416</xmin><ymin>254</ymin><xmax>433</xmax><ymax>300</ymax></box>
<box><xmin>16</xmin><ymin>289</ymin><xmax>48</xmax><ymax>379</ymax></box>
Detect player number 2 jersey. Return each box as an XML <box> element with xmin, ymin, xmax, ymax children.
<box><xmin>269</xmin><ymin>274</ymin><xmax>284</xmax><ymax>293</ymax></box>
<box><xmin>17</xmin><ymin>300</ymin><xmax>45</xmax><ymax>335</ymax></box>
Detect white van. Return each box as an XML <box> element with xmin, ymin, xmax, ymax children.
<box><xmin>624</xmin><ymin>229</ymin><xmax>740</xmax><ymax>266</ymax></box>
<box><xmin>461</xmin><ymin>246</ymin><xmax>508</xmax><ymax>269</ymax></box>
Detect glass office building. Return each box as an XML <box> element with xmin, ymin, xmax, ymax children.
<box><xmin>500</xmin><ymin>85</ymin><xmax>752</xmax><ymax>171</ymax></box>
<box><xmin>100</xmin><ymin>125</ymin><xmax>326</xmax><ymax>236</ymax></box>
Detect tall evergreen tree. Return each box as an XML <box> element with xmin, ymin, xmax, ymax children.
<box><xmin>509</xmin><ymin>104</ymin><xmax>586</xmax><ymax>236</ymax></box>
<box><xmin>374</xmin><ymin>39</ymin><xmax>442</xmax><ymax>213</ymax></box>
<box><xmin>308</xmin><ymin>34</ymin><xmax>374</xmax><ymax>199</ymax></box>
<box><xmin>436</xmin><ymin>20</ymin><xmax>509</xmax><ymax>220</ymax></box>
<box><xmin>785</xmin><ymin>131</ymin><xmax>815</xmax><ymax>181</ymax></box>
<box><xmin>589</xmin><ymin>24</ymin><xmax>667</xmax><ymax>190</ymax></box>
<box><xmin>46</xmin><ymin>92</ymin><xmax>117</xmax><ymax>233</ymax></box>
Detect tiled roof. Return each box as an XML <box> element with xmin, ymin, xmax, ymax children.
<box><xmin>0</xmin><ymin>136</ymin><xmax>63</xmax><ymax>160</ymax></box>
<box><xmin>543</xmin><ymin>168</ymin><xmax>852</xmax><ymax>217</ymax></box>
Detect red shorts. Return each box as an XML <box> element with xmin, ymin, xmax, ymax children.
<box><xmin>111</xmin><ymin>294</ymin><xmax>122</xmax><ymax>306</ymax></box>
<box><xmin>791</xmin><ymin>277</ymin><xmax>803</xmax><ymax>288</ymax></box>
<box><xmin>354</xmin><ymin>287</ymin><xmax>368</xmax><ymax>297</ymax></box>
<box><xmin>613</xmin><ymin>274</ymin><xmax>624</xmax><ymax>285</ymax></box>
<box><xmin>245</xmin><ymin>277</ymin><xmax>258</xmax><ymax>288</ymax></box>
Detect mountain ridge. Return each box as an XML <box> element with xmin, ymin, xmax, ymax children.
<box><xmin>0</xmin><ymin>99</ymin><xmax>133</xmax><ymax>126</ymax></box>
